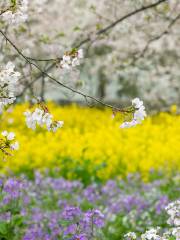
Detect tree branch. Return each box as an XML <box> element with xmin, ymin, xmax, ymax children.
<box><xmin>117</xmin><ymin>13</ymin><xmax>180</xmax><ymax>70</ymax></box>
<box><xmin>22</xmin><ymin>0</ymin><xmax>167</xmax><ymax>62</ymax></box>
<box><xmin>75</xmin><ymin>0</ymin><xmax>167</xmax><ymax>48</ymax></box>
<box><xmin>139</xmin><ymin>13</ymin><xmax>180</xmax><ymax>58</ymax></box>
<box><xmin>0</xmin><ymin>30</ymin><xmax>130</xmax><ymax>113</ymax></box>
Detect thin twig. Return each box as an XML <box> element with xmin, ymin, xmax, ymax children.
<box><xmin>117</xmin><ymin>13</ymin><xmax>180</xmax><ymax>69</ymax></box>
<box><xmin>0</xmin><ymin>30</ymin><xmax>130</xmax><ymax>112</ymax></box>
<box><xmin>75</xmin><ymin>0</ymin><xmax>167</xmax><ymax>49</ymax></box>
<box><xmin>17</xmin><ymin>0</ymin><xmax>167</xmax><ymax>62</ymax></box>
<box><xmin>139</xmin><ymin>13</ymin><xmax>180</xmax><ymax>58</ymax></box>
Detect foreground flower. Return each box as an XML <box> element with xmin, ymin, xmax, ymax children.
<box><xmin>120</xmin><ymin>98</ymin><xmax>146</xmax><ymax>128</ymax></box>
<box><xmin>124</xmin><ymin>232</ymin><xmax>137</xmax><ymax>240</ymax></box>
<box><xmin>0</xmin><ymin>131</ymin><xmax>19</xmax><ymax>156</ymax></box>
<box><xmin>24</xmin><ymin>107</ymin><xmax>64</xmax><ymax>132</ymax></box>
<box><xmin>124</xmin><ymin>199</ymin><xmax>180</xmax><ymax>240</ymax></box>
<box><xmin>0</xmin><ymin>62</ymin><xmax>21</xmax><ymax>113</ymax></box>
<box><xmin>141</xmin><ymin>228</ymin><xmax>160</xmax><ymax>240</ymax></box>
<box><xmin>10</xmin><ymin>141</ymin><xmax>19</xmax><ymax>150</ymax></box>
<box><xmin>82</xmin><ymin>209</ymin><xmax>105</xmax><ymax>228</ymax></box>
<box><xmin>165</xmin><ymin>200</ymin><xmax>180</xmax><ymax>226</ymax></box>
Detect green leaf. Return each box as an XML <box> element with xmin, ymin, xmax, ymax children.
<box><xmin>96</xmin><ymin>23</ymin><xmax>102</xmax><ymax>30</ymax></box>
<box><xmin>11</xmin><ymin>215</ymin><xmax>24</xmax><ymax>227</ymax></box>
<box><xmin>39</xmin><ymin>35</ymin><xmax>51</xmax><ymax>44</ymax></box>
<box><xmin>0</xmin><ymin>221</ymin><xmax>8</xmax><ymax>235</ymax></box>
<box><xmin>168</xmin><ymin>237</ymin><xmax>176</xmax><ymax>240</ymax></box>
<box><xmin>11</xmin><ymin>0</ymin><xmax>17</xmax><ymax>6</ymax></box>
<box><xmin>73</xmin><ymin>26</ymin><xmax>81</xmax><ymax>31</ymax></box>
<box><xmin>90</xmin><ymin>5</ymin><xmax>96</xmax><ymax>11</ymax></box>
<box><xmin>56</xmin><ymin>32</ymin><xmax>65</xmax><ymax>38</ymax></box>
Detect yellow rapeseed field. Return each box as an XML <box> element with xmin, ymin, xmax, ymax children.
<box><xmin>0</xmin><ymin>103</ymin><xmax>179</xmax><ymax>181</ymax></box>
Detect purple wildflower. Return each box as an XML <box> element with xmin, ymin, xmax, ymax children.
<box><xmin>62</xmin><ymin>206</ymin><xmax>82</xmax><ymax>220</ymax></box>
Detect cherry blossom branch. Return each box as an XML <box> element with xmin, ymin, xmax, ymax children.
<box><xmin>13</xmin><ymin>0</ymin><xmax>168</xmax><ymax>95</ymax></box>
<box><xmin>75</xmin><ymin>0</ymin><xmax>167</xmax><ymax>48</ymax></box>
<box><xmin>139</xmin><ymin>13</ymin><xmax>180</xmax><ymax>58</ymax></box>
<box><xmin>0</xmin><ymin>30</ymin><xmax>130</xmax><ymax>113</ymax></box>
<box><xmin>16</xmin><ymin>63</ymin><xmax>55</xmax><ymax>98</ymax></box>
<box><xmin>0</xmin><ymin>0</ymin><xmax>167</xmax><ymax>114</ymax></box>
<box><xmin>0</xmin><ymin>5</ymin><xmax>14</xmax><ymax>16</ymax></box>
<box><xmin>117</xmin><ymin>12</ymin><xmax>180</xmax><ymax>70</ymax></box>
<box><xmin>24</xmin><ymin>0</ymin><xmax>167</xmax><ymax>63</ymax></box>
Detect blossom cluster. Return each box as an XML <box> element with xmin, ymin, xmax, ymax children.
<box><xmin>140</xmin><ymin>228</ymin><xmax>162</xmax><ymax>240</ymax></box>
<box><xmin>60</xmin><ymin>49</ymin><xmax>84</xmax><ymax>70</ymax></box>
<box><xmin>0</xmin><ymin>62</ymin><xmax>20</xmax><ymax>113</ymax></box>
<box><xmin>120</xmin><ymin>98</ymin><xmax>146</xmax><ymax>128</ymax></box>
<box><xmin>125</xmin><ymin>199</ymin><xmax>180</xmax><ymax>240</ymax></box>
<box><xmin>1</xmin><ymin>0</ymin><xmax>28</xmax><ymax>25</ymax></box>
<box><xmin>0</xmin><ymin>131</ymin><xmax>19</xmax><ymax>157</ymax></box>
<box><xmin>165</xmin><ymin>200</ymin><xmax>180</xmax><ymax>227</ymax></box>
<box><xmin>24</xmin><ymin>107</ymin><xmax>64</xmax><ymax>132</ymax></box>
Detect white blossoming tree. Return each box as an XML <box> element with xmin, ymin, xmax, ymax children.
<box><xmin>0</xmin><ymin>0</ymin><xmax>179</xmax><ymax>156</ymax></box>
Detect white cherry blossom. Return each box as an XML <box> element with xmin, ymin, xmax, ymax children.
<box><xmin>7</xmin><ymin>132</ymin><xmax>15</xmax><ymax>141</ymax></box>
<box><xmin>60</xmin><ymin>49</ymin><xmax>84</xmax><ymax>70</ymax></box>
<box><xmin>0</xmin><ymin>62</ymin><xmax>21</xmax><ymax>113</ymax></box>
<box><xmin>120</xmin><ymin>98</ymin><xmax>146</xmax><ymax>128</ymax></box>
<box><xmin>10</xmin><ymin>141</ymin><xmax>20</xmax><ymax>150</ymax></box>
<box><xmin>1</xmin><ymin>0</ymin><xmax>29</xmax><ymax>26</ymax></box>
<box><xmin>24</xmin><ymin>108</ymin><xmax>64</xmax><ymax>132</ymax></box>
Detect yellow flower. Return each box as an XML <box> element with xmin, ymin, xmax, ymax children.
<box><xmin>0</xmin><ymin>102</ymin><xmax>179</xmax><ymax>182</ymax></box>
<box><xmin>170</xmin><ymin>105</ymin><xmax>177</xmax><ymax>114</ymax></box>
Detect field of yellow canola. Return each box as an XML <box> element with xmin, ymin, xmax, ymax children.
<box><xmin>0</xmin><ymin>103</ymin><xmax>179</xmax><ymax>181</ymax></box>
